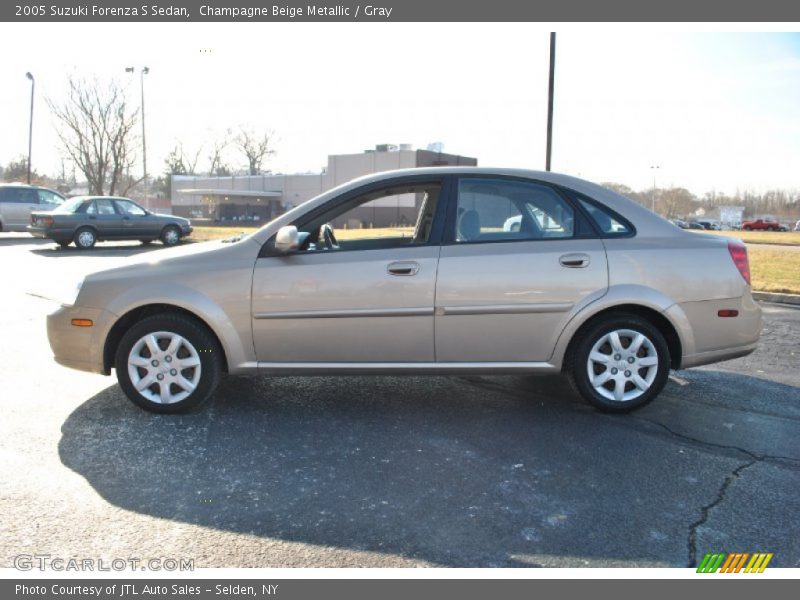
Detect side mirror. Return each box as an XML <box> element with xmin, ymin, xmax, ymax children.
<box><xmin>274</xmin><ymin>225</ymin><xmax>299</xmax><ymax>253</ymax></box>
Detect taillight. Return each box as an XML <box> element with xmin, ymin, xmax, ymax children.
<box><xmin>728</xmin><ymin>241</ymin><xmax>751</xmax><ymax>285</ymax></box>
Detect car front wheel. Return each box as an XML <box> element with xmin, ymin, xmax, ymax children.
<box><xmin>114</xmin><ymin>313</ymin><xmax>223</xmax><ymax>413</ymax></box>
<box><xmin>568</xmin><ymin>314</ymin><xmax>671</xmax><ymax>413</ymax></box>
<box><xmin>161</xmin><ymin>226</ymin><xmax>181</xmax><ymax>246</ymax></box>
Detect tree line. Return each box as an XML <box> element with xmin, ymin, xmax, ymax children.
<box><xmin>0</xmin><ymin>76</ymin><xmax>275</xmax><ymax>197</ymax></box>
<box><xmin>601</xmin><ymin>183</ymin><xmax>800</xmax><ymax>221</ymax></box>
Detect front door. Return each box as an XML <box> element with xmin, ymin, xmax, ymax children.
<box><xmin>251</xmin><ymin>179</ymin><xmax>447</xmax><ymax>364</ymax></box>
<box><xmin>434</xmin><ymin>176</ymin><xmax>609</xmax><ymax>363</ymax></box>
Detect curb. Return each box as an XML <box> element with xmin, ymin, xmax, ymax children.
<box><xmin>752</xmin><ymin>291</ymin><xmax>800</xmax><ymax>306</ymax></box>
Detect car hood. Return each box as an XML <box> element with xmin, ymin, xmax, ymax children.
<box><xmin>83</xmin><ymin>237</ymin><xmax>260</xmax><ymax>284</ymax></box>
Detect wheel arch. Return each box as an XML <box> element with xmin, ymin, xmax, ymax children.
<box><xmin>103</xmin><ymin>303</ymin><xmax>229</xmax><ymax>375</ymax></box>
<box><xmin>561</xmin><ymin>304</ymin><xmax>683</xmax><ymax>372</ymax></box>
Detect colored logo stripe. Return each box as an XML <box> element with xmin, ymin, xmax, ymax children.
<box><xmin>697</xmin><ymin>552</ymin><xmax>773</xmax><ymax>573</ymax></box>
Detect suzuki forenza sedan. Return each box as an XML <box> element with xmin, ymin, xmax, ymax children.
<box><xmin>46</xmin><ymin>168</ymin><xmax>762</xmax><ymax>413</ymax></box>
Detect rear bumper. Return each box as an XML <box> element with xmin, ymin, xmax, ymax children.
<box><xmin>669</xmin><ymin>290</ymin><xmax>762</xmax><ymax>368</ymax></box>
<box><xmin>47</xmin><ymin>304</ymin><xmax>117</xmax><ymax>375</ymax></box>
<box><xmin>680</xmin><ymin>342</ymin><xmax>758</xmax><ymax>369</ymax></box>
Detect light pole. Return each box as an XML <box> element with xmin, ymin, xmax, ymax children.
<box><xmin>126</xmin><ymin>66</ymin><xmax>149</xmax><ymax>204</ymax></box>
<box><xmin>650</xmin><ymin>165</ymin><xmax>660</xmax><ymax>213</ymax></box>
<box><xmin>25</xmin><ymin>72</ymin><xmax>34</xmax><ymax>184</ymax></box>
<box><xmin>545</xmin><ymin>32</ymin><xmax>556</xmax><ymax>171</ymax></box>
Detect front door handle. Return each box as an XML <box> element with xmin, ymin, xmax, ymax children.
<box><xmin>387</xmin><ymin>261</ymin><xmax>420</xmax><ymax>276</ymax></box>
<box><xmin>559</xmin><ymin>253</ymin><xmax>590</xmax><ymax>268</ymax></box>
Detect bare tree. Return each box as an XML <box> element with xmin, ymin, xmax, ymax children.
<box><xmin>234</xmin><ymin>126</ymin><xmax>275</xmax><ymax>175</ymax></box>
<box><xmin>207</xmin><ymin>131</ymin><xmax>232</xmax><ymax>176</ymax></box>
<box><xmin>164</xmin><ymin>143</ymin><xmax>201</xmax><ymax>176</ymax></box>
<box><xmin>3</xmin><ymin>156</ymin><xmax>38</xmax><ymax>182</ymax></box>
<box><xmin>48</xmin><ymin>77</ymin><xmax>140</xmax><ymax>195</ymax></box>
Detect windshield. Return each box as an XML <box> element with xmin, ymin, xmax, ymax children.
<box><xmin>52</xmin><ymin>198</ymin><xmax>87</xmax><ymax>214</ymax></box>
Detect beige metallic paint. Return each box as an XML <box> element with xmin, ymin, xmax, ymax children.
<box><xmin>45</xmin><ymin>168</ymin><xmax>762</xmax><ymax>380</ymax></box>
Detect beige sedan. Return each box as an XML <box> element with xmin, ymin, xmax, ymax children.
<box><xmin>46</xmin><ymin>168</ymin><xmax>762</xmax><ymax>413</ymax></box>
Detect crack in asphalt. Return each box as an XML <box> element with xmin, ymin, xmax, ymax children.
<box><xmin>685</xmin><ymin>457</ymin><xmax>759</xmax><ymax>568</ymax></box>
<box><xmin>631</xmin><ymin>417</ymin><xmax>800</xmax><ymax>465</ymax></box>
<box><xmin>453</xmin><ymin>374</ymin><xmax>800</xmax><ymax>568</ymax></box>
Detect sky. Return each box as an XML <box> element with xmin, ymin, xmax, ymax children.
<box><xmin>0</xmin><ymin>24</ymin><xmax>798</xmax><ymax>196</ymax></box>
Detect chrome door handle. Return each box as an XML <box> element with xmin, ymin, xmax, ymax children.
<box><xmin>559</xmin><ymin>253</ymin><xmax>590</xmax><ymax>268</ymax></box>
<box><xmin>387</xmin><ymin>261</ymin><xmax>420</xmax><ymax>276</ymax></box>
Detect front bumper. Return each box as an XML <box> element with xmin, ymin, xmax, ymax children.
<box><xmin>47</xmin><ymin>305</ymin><xmax>118</xmax><ymax>375</ymax></box>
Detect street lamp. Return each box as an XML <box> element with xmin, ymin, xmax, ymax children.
<box><xmin>650</xmin><ymin>165</ymin><xmax>660</xmax><ymax>213</ymax></box>
<box><xmin>25</xmin><ymin>72</ymin><xmax>34</xmax><ymax>184</ymax></box>
<box><xmin>126</xmin><ymin>66</ymin><xmax>150</xmax><ymax>204</ymax></box>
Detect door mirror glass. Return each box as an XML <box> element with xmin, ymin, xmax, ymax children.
<box><xmin>274</xmin><ymin>225</ymin><xmax>299</xmax><ymax>253</ymax></box>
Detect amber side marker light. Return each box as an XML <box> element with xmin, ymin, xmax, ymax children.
<box><xmin>70</xmin><ymin>319</ymin><xmax>94</xmax><ymax>327</ymax></box>
<box><xmin>718</xmin><ymin>310</ymin><xmax>739</xmax><ymax>318</ymax></box>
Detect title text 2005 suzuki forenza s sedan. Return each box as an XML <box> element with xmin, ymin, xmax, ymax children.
<box><xmin>46</xmin><ymin>168</ymin><xmax>762</xmax><ymax>413</ymax></box>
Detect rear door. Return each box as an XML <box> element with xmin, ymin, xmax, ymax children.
<box><xmin>86</xmin><ymin>198</ymin><xmax>123</xmax><ymax>238</ymax></box>
<box><xmin>434</xmin><ymin>176</ymin><xmax>609</xmax><ymax>363</ymax></box>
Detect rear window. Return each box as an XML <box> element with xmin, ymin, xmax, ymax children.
<box><xmin>53</xmin><ymin>198</ymin><xmax>88</xmax><ymax>214</ymax></box>
<box><xmin>576</xmin><ymin>197</ymin><xmax>633</xmax><ymax>236</ymax></box>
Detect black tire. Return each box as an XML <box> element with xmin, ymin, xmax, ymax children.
<box><xmin>114</xmin><ymin>313</ymin><xmax>223</xmax><ymax>414</ymax></box>
<box><xmin>160</xmin><ymin>225</ymin><xmax>181</xmax><ymax>246</ymax></box>
<box><xmin>73</xmin><ymin>227</ymin><xmax>97</xmax><ymax>249</ymax></box>
<box><xmin>566</xmin><ymin>313</ymin><xmax>671</xmax><ymax>413</ymax></box>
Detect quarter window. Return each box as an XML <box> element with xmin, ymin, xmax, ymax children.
<box><xmin>454</xmin><ymin>178</ymin><xmax>575</xmax><ymax>243</ymax></box>
<box><xmin>576</xmin><ymin>197</ymin><xmax>632</xmax><ymax>236</ymax></box>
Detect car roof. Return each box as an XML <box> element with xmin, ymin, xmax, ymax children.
<box><xmin>69</xmin><ymin>195</ymin><xmax>137</xmax><ymax>202</ymax></box>
<box><xmin>0</xmin><ymin>182</ymin><xmax>61</xmax><ymax>192</ymax></box>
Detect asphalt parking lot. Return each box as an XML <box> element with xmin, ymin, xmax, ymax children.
<box><xmin>1</xmin><ymin>233</ymin><xmax>798</xmax><ymax>568</ymax></box>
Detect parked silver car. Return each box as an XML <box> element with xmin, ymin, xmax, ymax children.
<box><xmin>0</xmin><ymin>183</ymin><xmax>65</xmax><ymax>231</ymax></box>
<box><xmin>46</xmin><ymin>168</ymin><xmax>762</xmax><ymax>413</ymax></box>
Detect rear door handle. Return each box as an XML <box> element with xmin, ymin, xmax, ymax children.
<box><xmin>559</xmin><ymin>253</ymin><xmax>590</xmax><ymax>268</ymax></box>
<box><xmin>387</xmin><ymin>261</ymin><xmax>420</xmax><ymax>276</ymax></box>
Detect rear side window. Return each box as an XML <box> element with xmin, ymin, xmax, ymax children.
<box><xmin>576</xmin><ymin>196</ymin><xmax>633</xmax><ymax>236</ymax></box>
<box><xmin>455</xmin><ymin>178</ymin><xmax>576</xmax><ymax>243</ymax></box>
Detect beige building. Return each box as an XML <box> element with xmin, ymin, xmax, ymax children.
<box><xmin>170</xmin><ymin>145</ymin><xmax>477</xmax><ymax>225</ymax></box>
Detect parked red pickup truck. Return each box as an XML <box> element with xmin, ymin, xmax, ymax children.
<box><xmin>742</xmin><ymin>218</ymin><xmax>781</xmax><ymax>231</ymax></box>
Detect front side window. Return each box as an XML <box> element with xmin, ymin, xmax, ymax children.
<box><xmin>292</xmin><ymin>182</ymin><xmax>442</xmax><ymax>253</ymax></box>
<box><xmin>454</xmin><ymin>178</ymin><xmax>575</xmax><ymax>243</ymax></box>
<box><xmin>38</xmin><ymin>190</ymin><xmax>64</xmax><ymax>207</ymax></box>
<box><xmin>87</xmin><ymin>199</ymin><xmax>117</xmax><ymax>215</ymax></box>
<box><xmin>115</xmin><ymin>199</ymin><xmax>146</xmax><ymax>216</ymax></box>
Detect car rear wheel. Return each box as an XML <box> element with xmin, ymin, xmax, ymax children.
<box><xmin>74</xmin><ymin>227</ymin><xmax>97</xmax><ymax>249</ymax></box>
<box><xmin>160</xmin><ymin>226</ymin><xmax>181</xmax><ymax>246</ymax></box>
<box><xmin>567</xmin><ymin>314</ymin><xmax>670</xmax><ymax>413</ymax></box>
<box><xmin>114</xmin><ymin>314</ymin><xmax>223</xmax><ymax>413</ymax></box>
